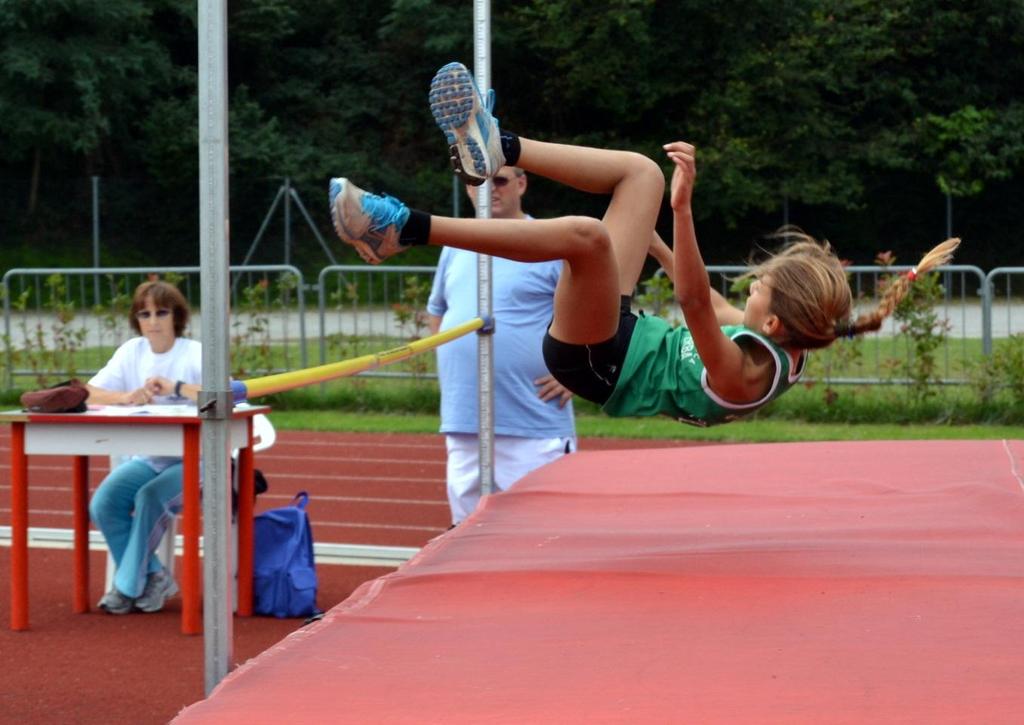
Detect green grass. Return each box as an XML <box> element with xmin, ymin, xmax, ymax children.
<box><xmin>258</xmin><ymin>369</ymin><xmax>1024</xmax><ymax>439</ymax></box>
<box><xmin>5</xmin><ymin>371</ymin><xmax>1023</xmax><ymax>430</ymax></box>
<box><xmin>268</xmin><ymin>409</ymin><xmax>1021</xmax><ymax>442</ymax></box>
<box><xmin>803</xmin><ymin>334</ymin><xmax>985</xmax><ymax>381</ymax></box>
<box><xmin>3</xmin><ymin>378</ymin><xmax>1018</xmax><ymax>441</ymax></box>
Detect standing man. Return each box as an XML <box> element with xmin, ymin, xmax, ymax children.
<box><xmin>427</xmin><ymin>166</ymin><xmax>576</xmax><ymax>525</ymax></box>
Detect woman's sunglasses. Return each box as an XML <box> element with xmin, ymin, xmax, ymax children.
<box><xmin>136</xmin><ymin>309</ymin><xmax>172</xmax><ymax>320</ymax></box>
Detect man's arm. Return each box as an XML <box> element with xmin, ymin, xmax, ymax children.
<box><xmin>427</xmin><ymin>314</ymin><xmax>441</xmax><ymax>335</ymax></box>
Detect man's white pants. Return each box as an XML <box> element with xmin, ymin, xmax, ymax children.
<box><xmin>445</xmin><ymin>433</ymin><xmax>576</xmax><ymax>524</ymax></box>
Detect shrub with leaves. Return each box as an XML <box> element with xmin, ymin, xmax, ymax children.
<box><xmin>636</xmin><ymin>271</ymin><xmax>675</xmax><ymax>318</ymax></box>
<box><xmin>326</xmin><ymin>279</ymin><xmax>362</xmax><ymax>361</ymax></box>
<box><xmin>876</xmin><ymin>251</ymin><xmax>951</xmax><ymax>401</ymax></box>
<box><xmin>94</xmin><ymin>275</ymin><xmax>133</xmax><ymax>351</ymax></box>
<box><xmin>231</xmin><ymin>278</ymin><xmax>273</xmax><ymax>377</ymax></box>
<box><xmin>971</xmin><ymin>334</ymin><xmax>1024</xmax><ymax>404</ymax></box>
<box><xmin>10</xmin><ymin>274</ymin><xmax>89</xmax><ymax>386</ymax></box>
<box><xmin>390</xmin><ymin>275</ymin><xmax>432</xmax><ymax>376</ymax></box>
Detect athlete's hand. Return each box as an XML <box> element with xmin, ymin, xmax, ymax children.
<box><xmin>535</xmin><ymin>374</ymin><xmax>573</xmax><ymax>408</ymax></box>
<box><xmin>663</xmin><ymin>141</ymin><xmax>696</xmax><ymax>212</ymax></box>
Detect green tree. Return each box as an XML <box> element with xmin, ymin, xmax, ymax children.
<box><xmin>0</xmin><ymin>0</ymin><xmax>174</xmax><ymax>211</ymax></box>
<box><xmin>2</xmin><ymin>0</ymin><xmax>1023</xmax><ymax>272</ymax></box>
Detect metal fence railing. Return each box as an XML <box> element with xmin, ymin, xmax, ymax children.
<box><xmin>984</xmin><ymin>268</ymin><xmax>1024</xmax><ymax>353</ymax></box>
<box><xmin>317</xmin><ymin>265</ymin><xmax>438</xmax><ymax>379</ymax></box>
<box><xmin>3</xmin><ymin>263</ymin><xmax>1022</xmax><ymax>389</ymax></box>
<box><xmin>2</xmin><ymin>265</ymin><xmax>306</xmax><ymax>388</ymax></box>
<box><xmin>697</xmin><ymin>264</ymin><xmax>991</xmax><ymax>385</ymax></box>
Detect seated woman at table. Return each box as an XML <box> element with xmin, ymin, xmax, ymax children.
<box><xmin>86</xmin><ymin>280</ymin><xmax>201</xmax><ymax>615</ymax></box>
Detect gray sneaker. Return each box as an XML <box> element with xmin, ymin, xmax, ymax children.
<box><xmin>134</xmin><ymin>571</ymin><xmax>179</xmax><ymax>613</ymax></box>
<box><xmin>328</xmin><ymin>178</ymin><xmax>411</xmax><ymax>264</ymax></box>
<box><xmin>429</xmin><ymin>61</ymin><xmax>505</xmax><ymax>185</ymax></box>
<box><xmin>98</xmin><ymin>587</ymin><xmax>134</xmax><ymax>615</ymax></box>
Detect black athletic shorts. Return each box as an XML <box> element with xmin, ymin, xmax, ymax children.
<box><xmin>542</xmin><ymin>296</ymin><xmax>638</xmax><ymax>406</ymax></box>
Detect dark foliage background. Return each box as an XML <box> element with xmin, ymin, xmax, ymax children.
<box><xmin>2</xmin><ymin>0</ymin><xmax>1022</xmax><ymax>279</ymax></box>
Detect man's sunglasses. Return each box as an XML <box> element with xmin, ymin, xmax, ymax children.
<box><xmin>468</xmin><ymin>175</ymin><xmax>517</xmax><ymax>188</ymax></box>
<box><xmin>136</xmin><ymin>309</ymin><xmax>172</xmax><ymax>320</ymax></box>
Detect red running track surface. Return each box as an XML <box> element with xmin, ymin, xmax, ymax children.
<box><xmin>0</xmin><ymin>428</ymin><xmax>693</xmax><ymax>724</ymax></box>
<box><xmin>0</xmin><ymin>429</ymin><xmax>452</xmax><ymax>548</ymax></box>
<box><xmin>0</xmin><ymin>428</ymin><xmax>687</xmax><ymax>548</ymax></box>
<box><xmin>175</xmin><ymin>440</ymin><xmax>1024</xmax><ymax>724</ymax></box>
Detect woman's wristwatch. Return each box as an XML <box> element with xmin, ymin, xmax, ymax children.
<box><xmin>174</xmin><ymin>380</ymin><xmax>184</xmax><ymax>398</ymax></box>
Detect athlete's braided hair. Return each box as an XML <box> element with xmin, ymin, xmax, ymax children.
<box><xmin>832</xmin><ymin>237</ymin><xmax>960</xmax><ymax>340</ymax></box>
<box><xmin>741</xmin><ymin>229</ymin><xmax>960</xmax><ymax>350</ymax></box>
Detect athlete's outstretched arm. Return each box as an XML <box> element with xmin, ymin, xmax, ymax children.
<box><xmin>665</xmin><ymin>142</ymin><xmax>750</xmax><ymax>400</ymax></box>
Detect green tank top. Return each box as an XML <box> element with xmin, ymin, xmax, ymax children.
<box><xmin>601</xmin><ymin>315</ymin><xmax>805</xmax><ymax>427</ymax></box>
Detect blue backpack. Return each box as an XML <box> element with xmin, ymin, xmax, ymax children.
<box><xmin>253</xmin><ymin>491</ymin><xmax>320</xmax><ymax>618</ymax></box>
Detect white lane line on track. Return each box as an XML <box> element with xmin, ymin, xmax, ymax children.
<box><xmin>0</xmin><ymin>465</ymin><xmax>113</xmax><ymax>474</ymax></box>
<box><xmin>0</xmin><ymin>516</ymin><xmax>444</xmax><ymax>536</ymax></box>
<box><xmin>0</xmin><ymin>512</ymin><xmax>445</xmax><ymax>534</ymax></box>
<box><xmin>252</xmin><ymin>454</ymin><xmax>444</xmax><ymax>465</ymax></box>
<box><xmin>0</xmin><ymin>484</ymin><xmax>93</xmax><ymax>493</ymax></box>
<box><xmin>0</xmin><ymin>433</ymin><xmax>439</xmax><ymax>442</ymax></box>
<box><xmin>0</xmin><ymin>460</ymin><xmax>442</xmax><ymax>471</ymax></box>
<box><xmin>1002</xmin><ymin>439</ymin><xmax>1024</xmax><ymax>493</ymax></box>
<box><xmin>0</xmin><ymin>507</ymin><xmax>78</xmax><ymax>516</ymax></box>
<box><xmin>271</xmin><ymin>439</ymin><xmax>442</xmax><ymax>449</ymax></box>
<box><xmin>316</xmin><ymin>521</ymin><xmax>445</xmax><ymax>532</ymax></box>
<box><xmin>0</xmin><ymin>498</ymin><xmax>447</xmax><ymax>518</ymax></box>
<box><xmin>264</xmin><ymin>473</ymin><xmax>442</xmax><ymax>483</ymax></box>
<box><xmin>0</xmin><ymin>486</ymin><xmax>446</xmax><ymax>504</ymax></box>
<box><xmin>0</xmin><ymin>473</ymin><xmax>443</xmax><ymax>489</ymax></box>
<box><xmin>261</xmin><ymin>494</ymin><xmax>445</xmax><ymax>506</ymax></box>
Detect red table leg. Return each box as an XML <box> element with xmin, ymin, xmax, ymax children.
<box><xmin>181</xmin><ymin>424</ymin><xmax>202</xmax><ymax>635</ymax></box>
<box><xmin>236</xmin><ymin>417</ymin><xmax>255</xmax><ymax>616</ymax></box>
<box><xmin>72</xmin><ymin>455</ymin><xmax>90</xmax><ymax>613</ymax></box>
<box><xmin>10</xmin><ymin>422</ymin><xmax>28</xmax><ymax>631</ymax></box>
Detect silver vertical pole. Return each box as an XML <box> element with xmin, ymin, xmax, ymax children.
<box><xmin>197</xmin><ymin>0</ymin><xmax>234</xmax><ymax>694</ymax></box>
<box><xmin>284</xmin><ymin>177</ymin><xmax>292</xmax><ymax>267</ymax></box>
<box><xmin>91</xmin><ymin>176</ymin><xmax>100</xmax><ymax>305</ymax></box>
<box><xmin>474</xmin><ymin>0</ymin><xmax>495</xmax><ymax>498</ymax></box>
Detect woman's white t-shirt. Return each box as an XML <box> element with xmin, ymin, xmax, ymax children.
<box><xmin>89</xmin><ymin>336</ymin><xmax>202</xmax><ymax>472</ymax></box>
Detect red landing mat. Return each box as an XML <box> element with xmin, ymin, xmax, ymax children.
<box><xmin>175</xmin><ymin>440</ymin><xmax>1024</xmax><ymax>724</ymax></box>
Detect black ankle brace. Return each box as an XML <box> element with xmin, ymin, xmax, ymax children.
<box><xmin>501</xmin><ymin>131</ymin><xmax>521</xmax><ymax>167</ymax></box>
<box><xmin>399</xmin><ymin>209</ymin><xmax>431</xmax><ymax>247</ymax></box>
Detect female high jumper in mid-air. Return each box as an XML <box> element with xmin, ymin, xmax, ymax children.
<box><xmin>328</xmin><ymin>61</ymin><xmax>959</xmax><ymax>427</ymax></box>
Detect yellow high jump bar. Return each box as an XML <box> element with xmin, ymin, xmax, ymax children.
<box><xmin>231</xmin><ymin>317</ymin><xmax>485</xmax><ymax>401</ymax></box>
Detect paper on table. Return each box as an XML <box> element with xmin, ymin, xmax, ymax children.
<box><xmin>88</xmin><ymin>404</ymin><xmax>198</xmax><ymax>416</ymax></box>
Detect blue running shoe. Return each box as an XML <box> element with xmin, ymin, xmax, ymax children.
<box><xmin>429</xmin><ymin>62</ymin><xmax>505</xmax><ymax>186</ymax></box>
<box><xmin>329</xmin><ymin>178</ymin><xmax>411</xmax><ymax>264</ymax></box>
